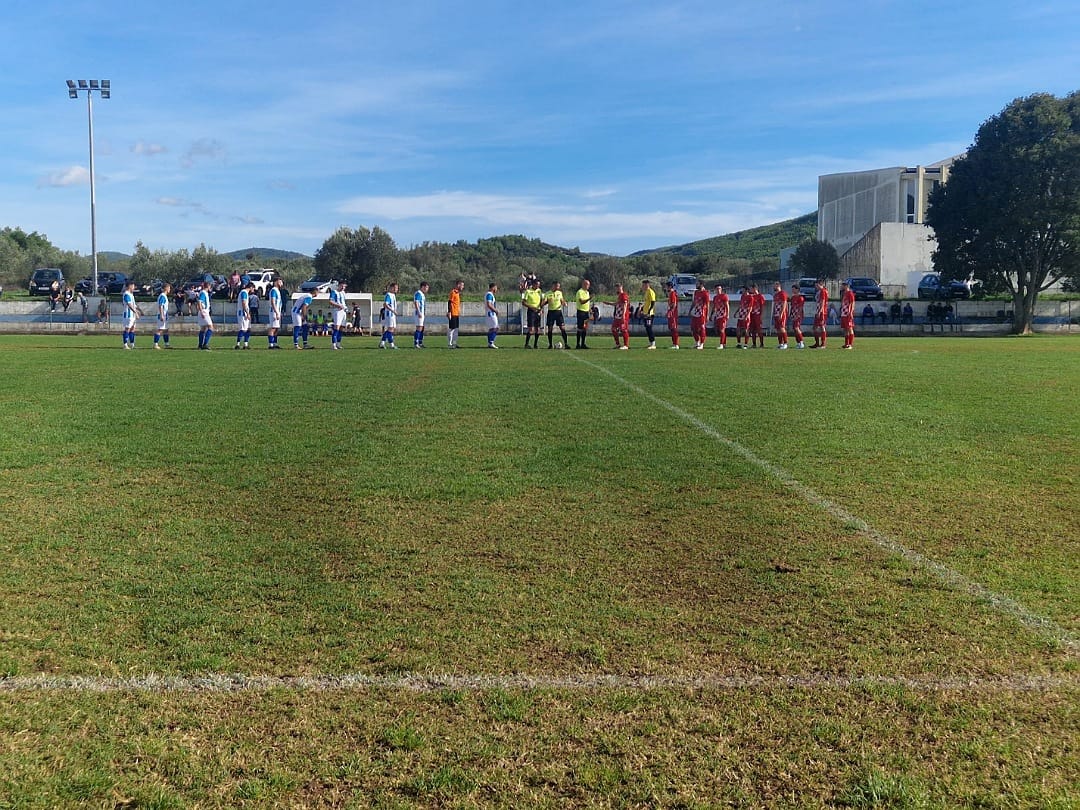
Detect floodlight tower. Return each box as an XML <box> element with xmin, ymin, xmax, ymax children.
<box><xmin>66</xmin><ymin>79</ymin><xmax>110</xmax><ymax>297</ymax></box>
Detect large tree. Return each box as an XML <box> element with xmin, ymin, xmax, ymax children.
<box><xmin>313</xmin><ymin>225</ymin><xmax>400</xmax><ymax>291</ymax></box>
<box><xmin>927</xmin><ymin>92</ymin><xmax>1080</xmax><ymax>334</ymax></box>
<box><xmin>788</xmin><ymin>237</ymin><xmax>839</xmax><ymax>280</ymax></box>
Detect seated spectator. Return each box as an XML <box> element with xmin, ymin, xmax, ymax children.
<box><xmin>902</xmin><ymin>303</ymin><xmax>914</xmax><ymax>324</ymax></box>
<box><xmin>96</xmin><ymin>298</ymin><xmax>109</xmax><ymax>324</ymax></box>
<box><xmin>62</xmin><ymin>286</ymin><xmax>75</xmax><ymax>311</ymax></box>
<box><xmin>861</xmin><ymin>304</ymin><xmax>875</xmax><ymax>325</ymax></box>
<box><xmin>877</xmin><ymin>307</ymin><xmax>888</xmax><ymax>324</ymax></box>
<box><xmin>890</xmin><ymin>302</ymin><xmax>902</xmax><ymax>323</ymax></box>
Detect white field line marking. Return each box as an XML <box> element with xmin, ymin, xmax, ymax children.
<box><xmin>0</xmin><ymin>672</ymin><xmax>1076</xmax><ymax>694</ymax></box>
<box><xmin>567</xmin><ymin>353</ymin><xmax>1079</xmax><ymax>654</ymax></box>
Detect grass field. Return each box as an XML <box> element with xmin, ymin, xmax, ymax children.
<box><xmin>0</xmin><ymin>333</ymin><xmax>1076</xmax><ymax>808</ymax></box>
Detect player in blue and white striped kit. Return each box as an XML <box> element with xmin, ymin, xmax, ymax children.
<box><xmin>153</xmin><ymin>282</ymin><xmax>172</xmax><ymax>349</ymax></box>
<box><xmin>267</xmin><ymin>278</ymin><xmax>283</xmax><ymax>349</ymax></box>
<box><xmin>379</xmin><ymin>283</ymin><xmax>399</xmax><ymax>349</ymax></box>
<box><xmin>292</xmin><ymin>291</ymin><xmax>314</xmax><ymax>349</ymax></box>
<box><xmin>234</xmin><ymin>282</ymin><xmax>253</xmax><ymax>349</ymax></box>
<box><xmin>328</xmin><ymin>281</ymin><xmax>348</xmax><ymax>350</ymax></box>
<box><xmin>197</xmin><ymin>281</ymin><xmax>215</xmax><ymax>350</ymax></box>
<box><xmin>485</xmin><ymin>283</ymin><xmax>499</xmax><ymax>349</ymax></box>
<box><xmin>413</xmin><ymin>282</ymin><xmax>429</xmax><ymax>348</ymax></box>
<box><xmin>121</xmin><ymin>281</ymin><xmax>140</xmax><ymax>349</ymax></box>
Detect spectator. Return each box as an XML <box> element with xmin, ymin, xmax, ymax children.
<box><xmin>877</xmin><ymin>307</ymin><xmax>888</xmax><ymax>324</ymax></box>
<box><xmin>861</xmin><ymin>303</ymin><xmax>875</xmax><ymax>326</ymax></box>
<box><xmin>96</xmin><ymin>298</ymin><xmax>109</xmax><ymax>324</ymax></box>
<box><xmin>902</xmin><ymin>302</ymin><xmax>914</xmax><ymax>324</ymax></box>
<box><xmin>49</xmin><ymin>280</ymin><xmax>61</xmax><ymax>311</ymax></box>
<box><xmin>890</xmin><ymin>302</ymin><xmax>902</xmax><ymax>323</ymax></box>
<box><xmin>827</xmin><ymin>302</ymin><xmax>839</xmax><ymax>325</ymax></box>
<box><xmin>78</xmin><ymin>292</ymin><xmax>88</xmax><ymax>322</ymax></box>
<box><xmin>250</xmin><ymin>291</ymin><xmax>260</xmax><ymax>324</ymax></box>
<box><xmin>62</xmin><ymin>286</ymin><xmax>75</xmax><ymax>311</ymax></box>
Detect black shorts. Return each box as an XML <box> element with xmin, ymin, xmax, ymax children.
<box><xmin>526</xmin><ymin>309</ymin><xmax>542</xmax><ymax>329</ymax></box>
<box><xmin>448</xmin><ymin>315</ymin><xmax>460</xmax><ymax>330</ymax></box>
<box><xmin>577</xmin><ymin>311</ymin><xmax>590</xmax><ymax>329</ymax></box>
<box><xmin>546</xmin><ymin>310</ymin><xmax>565</xmax><ymax>328</ymax></box>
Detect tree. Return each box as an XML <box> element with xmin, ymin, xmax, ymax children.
<box><xmin>313</xmin><ymin>225</ymin><xmax>400</xmax><ymax>291</ymax></box>
<box><xmin>926</xmin><ymin>92</ymin><xmax>1080</xmax><ymax>334</ymax></box>
<box><xmin>788</xmin><ymin>237</ymin><xmax>839</xmax><ymax>280</ymax></box>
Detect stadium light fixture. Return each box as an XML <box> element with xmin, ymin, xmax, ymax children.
<box><xmin>66</xmin><ymin>79</ymin><xmax>111</xmax><ymax>297</ymax></box>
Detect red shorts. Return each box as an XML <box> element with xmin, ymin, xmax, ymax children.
<box><xmin>713</xmin><ymin>319</ymin><xmax>727</xmax><ymax>333</ymax></box>
<box><xmin>691</xmin><ymin>316</ymin><xmax>706</xmax><ymax>332</ymax></box>
<box><xmin>749</xmin><ymin>315</ymin><xmax>762</xmax><ymax>331</ymax></box>
<box><xmin>736</xmin><ymin>317</ymin><xmax>749</xmax><ymax>330</ymax></box>
<box><xmin>667</xmin><ymin>315</ymin><xmax>678</xmax><ymax>330</ymax></box>
<box><xmin>611</xmin><ymin>320</ymin><xmax>629</xmax><ymax>336</ymax></box>
<box><xmin>790</xmin><ymin>318</ymin><xmax>803</xmax><ymax>332</ymax></box>
<box><xmin>814</xmin><ymin>315</ymin><xmax>826</xmax><ymax>329</ymax></box>
<box><xmin>773</xmin><ymin>318</ymin><xmax>787</xmax><ymax>333</ymax></box>
<box><xmin>840</xmin><ymin>316</ymin><xmax>854</xmax><ymax>330</ymax></box>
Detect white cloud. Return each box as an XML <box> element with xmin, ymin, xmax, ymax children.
<box><xmin>181</xmin><ymin>138</ymin><xmax>227</xmax><ymax>168</ymax></box>
<box><xmin>132</xmin><ymin>141</ymin><xmax>168</xmax><ymax>156</ymax></box>
<box><xmin>39</xmin><ymin>166</ymin><xmax>89</xmax><ymax>188</ymax></box>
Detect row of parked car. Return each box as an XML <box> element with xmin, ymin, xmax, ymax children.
<box><xmin>26</xmin><ymin>268</ymin><xmax>335</xmax><ymax>299</ymax></box>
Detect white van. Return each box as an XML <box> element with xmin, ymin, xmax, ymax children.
<box><xmin>667</xmin><ymin>274</ymin><xmax>699</xmax><ymax>298</ymax></box>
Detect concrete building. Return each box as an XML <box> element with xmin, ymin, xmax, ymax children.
<box><xmin>817</xmin><ymin>157</ymin><xmax>959</xmax><ymax>295</ymax></box>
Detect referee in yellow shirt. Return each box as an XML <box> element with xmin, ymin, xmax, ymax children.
<box><xmin>574</xmin><ymin>279</ymin><xmax>592</xmax><ymax>349</ymax></box>
<box><xmin>543</xmin><ymin>281</ymin><xmax>569</xmax><ymax>348</ymax></box>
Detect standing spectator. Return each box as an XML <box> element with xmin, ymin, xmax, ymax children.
<box><xmin>812</xmin><ymin>280</ymin><xmax>829</xmax><ymax>348</ymax></box>
<box><xmin>174</xmin><ymin>286</ymin><xmax>185</xmax><ymax>317</ymax></box>
<box><xmin>329</xmin><ymin>281</ymin><xmax>348</xmax><ymax>350</ymax></box>
<box><xmin>772</xmin><ymin>282</ymin><xmax>789</xmax><ymax>349</ymax></box>
<box><xmin>711</xmin><ymin>285</ymin><xmax>729</xmax><ymax>350</ymax></box>
<box><xmin>379</xmin><ymin>282</ymin><xmax>399</xmax><ymax>349</ymax></box>
<box><xmin>827</xmin><ymin>302</ymin><xmax>839</xmax><ymax>325</ymax></box>
<box><xmin>543</xmin><ymin>281</ymin><xmax>569</xmax><ymax>349</ymax></box>
<box><xmin>485</xmin><ymin>283</ymin><xmax>500</xmax><ymax>349</ymax></box>
<box><xmin>228</xmin><ymin>271</ymin><xmax>241</xmax><ymax>302</ymax></box>
<box><xmin>447</xmin><ymin>279</ymin><xmax>463</xmax><ymax>349</ymax></box>
<box><xmin>249</xmin><ymin>290</ymin><xmax>260</xmax><ymax>324</ymax></box>
<box><xmin>197</xmin><ymin>281</ymin><xmax>215</xmax><ymax>350</ymax></box>
<box><xmin>121</xmin><ymin>281</ymin><xmax>140</xmax><ymax>349</ymax></box>
<box><xmin>574</xmin><ymin>279</ymin><xmax>592</xmax><ymax>349</ymax></box>
<box><xmin>840</xmin><ymin>280</ymin><xmax>857</xmax><ymax>349</ymax></box>
<box><xmin>412</xmin><ymin>281</ymin><xmax>429</xmax><ymax>348</ymax></box>
<box><xmin>78</xmin><ymin>292</ymin><xmax>88</xmax><ymax>323</ymax></box>
<box><xmin>789</xmin><ymin>284</ymin><xmax>806</xmax><ymax>349</ymax></box>
<box><xmin>351</xmin><ymin>304</ymin><xmax>365</xmax><ymax>335</ymax></box>
<box><xmin>154</xmin><ymin>282</ymin><xmax>172</xmax><ymax>349</ymax></box>
<box><xmin>640</xmin><ymin>279</ymin><xmax>657</xmax><ymax>349</ymax></box>
<box><xmin>665</xmin><ymin>281</ymin><xmax>681</xmax><ymax>350</ymax></box>
<box><xmin>267</xmin><ymin>278</ymin><xmax>284</xmax><ymax>349</ymax></box>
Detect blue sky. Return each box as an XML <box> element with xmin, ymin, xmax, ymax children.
<box><xmin>3</xmin><ymin>0</ymin><xmax>1078</xmax><ymax>257</ymax></box>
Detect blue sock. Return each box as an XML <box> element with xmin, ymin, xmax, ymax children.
<box><xmin>302</xmin><ymin>324</ymin><xmax>310</xmax><ymax>343</ymax></box>
<box><xmin>205</xmin><ymin>330</ymin><xmax>212</xmax><ymax>346</ymax></box>
<box><xmin>163</xmin><ymin>334</ymin><xmax>169</xmax><ymax>345</ymax></box>
<box><xmin>488</xmin><ymin>329</ymin><xmax>497</xmax><ymax>344</ymax></box>
<box><xmin>293</xmin><ymin>326</ymin><xmax>300</xmax><ymax>345</ymax></box>
<box><xmin>153</xmin><ymin>334</ymin><xmax>159</xmax><ymax>345</ymax></box>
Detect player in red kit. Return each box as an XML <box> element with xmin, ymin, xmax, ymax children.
<box><xmin>839</xmin><ymin>280</ymin><xmax>857</xmax><ymax>349</ymax></box>
<box><xmin>665</xmin><ymin>281</ymin><xmax>681</xmax><ymax>349</ymax></box>
<box><xmin>605</xmin><ymin>283</ymin><xmax>631</xmax><ymax>349</ymax></box>
<box><xmin>734</xmin><ymin>287</ymin><xmax>751</xmax><ymax>349</ymax></box>
<box><xmin>690</xmin><ymin>280</ymin><xmax>710</xmax><ymax>349</ymax></box>
<box><xmin>812</xmin><ymin>279</ymin><xmax>829</xmax><ymax>348</ymax></box>
<box><xmin>788</xmin><ymin>284</ymin><xmax>806</xmax><ymax>349</ymax></box>
<box><xmin>748</xmin><ymin>283</ymin><xmax>765</xmax><ymax>348</ymax></box>
<box><xmin>772</xmin><ymin>282</ymin><xmax>789</xmax><ymax>349</ymax></box>
<box><xmin>711</xmin><ymin>285</ymin><xmax>729</xmax><ymax>349</ymax></box>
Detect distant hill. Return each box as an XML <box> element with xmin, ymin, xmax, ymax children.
<box><xmin>225</xmin><ymin>247</ymin><xmax>311</xmax><ymax>262</ymax></box>
<box><xmin>633</xmin><ymin>212</ymin><xmax>817</xmax><ymax>261</ymax></box>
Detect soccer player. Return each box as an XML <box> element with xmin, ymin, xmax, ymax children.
<box><xmin>447</xmin><ymin>279</ymin><xmax>463</xmax><ymax>349</ymax></box>
<box><xmin>521</xmin><ymin>278</ymin><xmax>543</xmax><ymax>348</ymax></box>
<box><xmin>379</xmin><ymin>282</ymin><xmax>399</xmax><ymax>349</ymax></box>
<box><xmin>543</xmin><ymin>281</ymin><xmax>569</xmax><ymax>349</ymax></box>
<box><xmin>689</xmin><ymin>280</ymin><xmax>710</xmax><ymax>349</ymax></box>
<box><xmin>329</xmin><ymin>281</ymin><xmax>348</xmax><ymax>350</ymax></box>
<box><xmin>748</xmin><ymin>283</ymin><xmax>765</xmax><ymax>348</ymax></box>
<box><xmin>574</xmin><ymin>279</ymin><xmax>592</xmax><ymax>349</ymax></box>
<box><xmin>267</xmin><ymin>278</ymin><xmax>284</xmax><ymax>349</ymax></box>
<box><xmin>640</xmin><ymin>279</ymin><xmax>657</xmax><ymax>349</ymax></box>
<box><xmin>839</xmin><ymin>279</ymin><xmax>857</xmax><ymax>349</ymax></box>
<box><xmin>485</xmin><ymin>283</ymin><xmax>500</xmax><ymax>348</ymax></box>
<box><xmin>234</xmin><ymin>281</ymin><xmax>252</xmax><ymax>349</ymax></box>
<box><xmin>412</xmin><ymin>281</ymin><xmax>429</xmax><ymax>348</ymax></box>
<box><xmin>734</xmin><ymin>287</ymin><xmax>751</xmax><ymax>349</ymax></box>
<box><xmin>153</xmin><ymin>282</ymin><xmax>172</xmax><ymax>349</ymax></box>
<box><xmin>789</xmin><ymin>283</ymin><xmax>806</xmax><ymax>349</ymax></box>
<box><xmin>197</xmin><ymin>280</ymin><xmax>215</xmax><ymax>350</ymax></box>
<box><xmin>665</xmin><ymin>281</ymin><xmax>680</xmax><ymax>349</ymax></box>
<box><xmin>711</xmin><ymin>284</ymin><xmax>729</xmax><ymax>349</ymax></box>
<box><xmin>291</xmin><ymin>289</ymin><xmax>314</xmax><ymax>349</ymax></box>
<box><xmin>605</xmin><ymin>283</ymin><xmax>631</xmax><ymax>349</ymax></box>
<box><xmin>812</xmin><ymin>279</ymin><xmax>829</xmax><ymax>348</ymax></box>
<box><xmin>772</xmin><ymin>282</ymin><xmax>789</xmax><ymax>349</ymax></box>
<box><xmin>121</xmin><ymin>281</ymin><xmax>140</xmax><ymax>349</ymax></box>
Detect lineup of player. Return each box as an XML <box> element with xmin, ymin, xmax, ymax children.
<box><xmin>115</xmin><ymin>275</ymin><xmax>859</xmax><ymax>351</ymax></box>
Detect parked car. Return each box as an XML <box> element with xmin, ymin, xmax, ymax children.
<box><xmin>181</xmin><ymin>273</ymin><xmax>229</xmax><ymax>297</ymax></box>
<box><xmin>666</xmin><ymin>274</ymin><xmax>699</xmax><ymax>298</ymax></box>
<box><xmin>245</xmin><ymin>269</ymin><xmax>281</xmax><ymax>296</ymax></box>
<box><xmin>917</xmin><ymin>272</ymin><xmax>970</xmax><ymax>300</ymax></box>
<box><xmin>299</xmin><ymin>274</ymin><xmax>336</xmax><ymax>294</ymax></box>
<box><xmin>797</xmin><ymin>277</ymin><xmax>818</xmax><ymax>297</ymax></box>
<box><xmin>74</xmin><ymin>271</ymin><xmax>130</xmax><ymax>296</ymax></box>
<box><xmin>844</xmin><ymin>277</ymin><xmax>884</xmax><ymax>300</ymax></box>
<box><xmin>28</xmin><ymin>268</ymin><xmax>65</xmax><ymax>296</ymax></box>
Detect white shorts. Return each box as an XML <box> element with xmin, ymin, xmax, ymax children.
<box><xmin>291</xmin><ymin>311</ymin><xmax>305</xmax><ymax>326</ymax></box>
<box><xmin>198</xmin><ymin>311</ymin><xmax>214</xmax><ymax>329</ymax></box>
<box><xmin>269</xmin><ymin>311</ymin><xmax>282</xmax><ymax>329</ymax></box>
<box><xmin>156</xmin><ymin>316</ymin><xmax>169</xmax><ymax>331</ymax></box>
<box><xmin>486</xmin><ymin>312</ymin><xmax>498</xmax><ymax>329</ymax></box>
<box><xmin>123</xmin><ymin>312</ymin><xmax>137</xmax><ymax>329</ymax></box>
<box><xmin>333</xmin><ymin>310</ymin><xmax>347</xmax><ymax>328</ymax></box>
<box><xmin>385</xmin><ymin>314</ymin><xmax>397</xmax><ymax>330</ymax></box>
<box><xmin>237</xmin><ymin>314</ymin><xmax>251</xmax><ymax>331</ymax></box>
<box><xmin>415</xmin><ymin>313</ymin><xmax>425</xmax><ymax>328</ymax></box>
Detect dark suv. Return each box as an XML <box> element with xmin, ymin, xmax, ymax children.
<box><xmin>917</xmin><ymin>273</ymin><xmax>970</xmax><ymax>300</ymax></box>
<box><xmin>29</xmin><ymin>268</ymin><xmax>65</xmax><ymax>296</ymax></box>
<box><xmin>844</xmin><ymin>277</ymin><xmax>884</xmax><ymax>300</ymax></box>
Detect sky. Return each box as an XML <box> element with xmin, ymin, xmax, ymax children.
<box><xmin>2</xmin><ymin>0</ymin><xmax>1078</xmax><ymax>258</ymax></box>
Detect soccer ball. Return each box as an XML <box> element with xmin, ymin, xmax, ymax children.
<box><xmin>555</xmin><ymin>341</ymin><xmax>563</xmax><ymax>350</ymax></box>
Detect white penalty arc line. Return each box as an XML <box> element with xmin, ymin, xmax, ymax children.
<box><xmin>0</xmin><ymin>672</ymin><xmax>1076</xmax><ymax>694</ymax></box>
<box><xmin>567</xmin><ymin>353</ymin><xmax>1079</xmax><ymax>654</ymax></box>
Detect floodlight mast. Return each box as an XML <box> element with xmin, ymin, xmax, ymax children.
<box><xmin>66</xmin><ymin>79</ymin><xmax>110</xmax><ymax>297</ymax></box>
